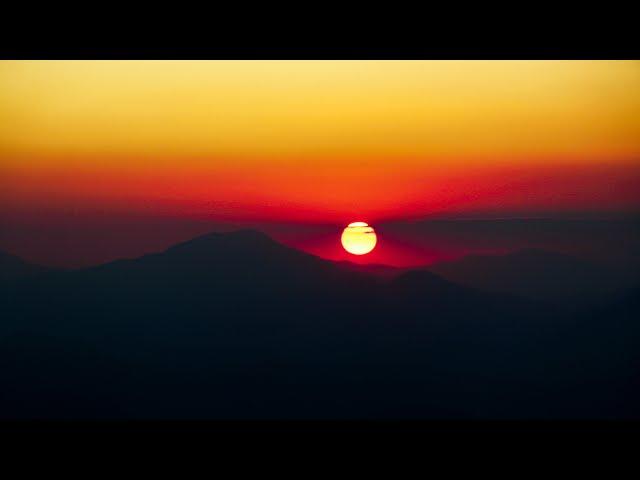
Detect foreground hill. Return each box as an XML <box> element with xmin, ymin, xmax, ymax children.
<box><xmin>1</xmin><ymin>230</ymin><xmax>637</xmax><ymax>419</ymax></box>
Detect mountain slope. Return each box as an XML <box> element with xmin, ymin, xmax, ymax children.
<box><xmin>428</xmin><ymin>248</ymin><xmax>625</xmax><ymax>305</ymax></box>
<box><xmin>1</xmin><ymin>230</ymin><xmax>636</xmax><ymax>419</ymax></box>
<box><xmin>2</xmin><ymin>230</ymin><xmax>388</xmax><ymax>342</ymax></box>
<box><xmin>0</xmin><ymin>250</ymin><xmax>52</xmax><ymax>283</ymax></box>
<box><xmin>332</xmin><ymin>261</ymin><xmax>406</xmax><ymax>280</ymax></box>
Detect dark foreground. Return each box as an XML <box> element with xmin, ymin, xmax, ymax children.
<box><xmin>1</xmin><ymin>230</ymin><xmax>638</xmax><ymax>419</ymax></box>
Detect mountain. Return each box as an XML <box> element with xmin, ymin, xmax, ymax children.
<box><xmin>333</xmin><ymin>260</ymin><xmax>406</xmax><ymax>280</ymax></box>
<box><xmin>379</xmin><ymin>217</ymin><xmax>640</xmax><ymax>270</ymax></box>
<box><xmin>1</xmin><ymin>229</ymin><xmax>479</xmax><ymax>342</ymax></box>
<box><xmin>1</xmin><ymin>230</ymin><xmax>637</xmax><ymax>419</ymax></box>
<box><xmin>0</xmin><ymin>250</ymin><xmax>52</xmax><ymax>283</ymax></box>
<box><xmin>428</xmin><ymin>248</ymin><xmax>626</xmax><ymax>305</ymax></box>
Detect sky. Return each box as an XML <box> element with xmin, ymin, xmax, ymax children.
<box><xmin>1</xmin><ymin>60</ymin><xmax>639</xmax><ymax>266</ymax></box>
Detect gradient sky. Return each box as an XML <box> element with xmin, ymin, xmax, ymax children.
<box><xmin>1</xmin><ymin>60</ymin><xmax>639</xmax><ymax>266</ymax></box>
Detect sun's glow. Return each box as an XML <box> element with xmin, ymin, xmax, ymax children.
<box><xmin>341</xmin><ymin>222</ymin><xmax>377</xmax><ymax>255</ymax></box>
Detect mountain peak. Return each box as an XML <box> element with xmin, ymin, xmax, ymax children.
<box><xmin>167</xmin><ymin>229</ymin><xmax>282</xmax><ymax>253</ymax></box>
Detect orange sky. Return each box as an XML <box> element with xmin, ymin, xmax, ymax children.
<box><xmin>1</xmin><ymin>60</ymin><xmax>639</xmax><ymax>225</ymax></box>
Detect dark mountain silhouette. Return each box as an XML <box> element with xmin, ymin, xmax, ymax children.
<box><xmin>0</xmin><ymin>250</ymin><xmax>53</xmax><ymax>283</ymax></box>
<box><xmin>428</xmin><ymin>248</ymin><xmax>626</xmax><ymax>305</ymax></box>
<box><xmin>1</xmin><ymin>230</ymin><xmax>638</xmax><ymax>419</ymax></box>
<box><xmin>333</xmin><ymin>260</ymin><xmax>405</xmax><ymax>280</ymax></box>
<box><xmin>379</xmin><ymin>217</ymin><xmax>640</xmax><ymax>270</ymax></box>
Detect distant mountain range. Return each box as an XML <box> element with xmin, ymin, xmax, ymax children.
<box><xmin>1</xmin><ymin>230</ymin><xmax>638</xmax><ymax>419</ymax></box>
<box><xmin>428</xmin><ymin>248</ymin><xmax>632</xmax><ymax>306</ymax></box>
<box><xmin>379</xmin><ymin>217</ymin><xmax>640</xmax><ymax>270</ymax></box>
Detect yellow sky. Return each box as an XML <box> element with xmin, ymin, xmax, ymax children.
<box><xmin>1</xmin><ymin>60</ymin><xmax>639</xmax><ymax>171</ymax></box>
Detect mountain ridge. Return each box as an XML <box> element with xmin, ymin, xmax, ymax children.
<box><xmin>1</xmin><ymin>228</ymin><xmax>638</xmax><ymax>419</ymax></box>
<box><xmin>0</xmin><ymin>249</ymin><xmax>55</xmax><ymax>282</ymax></box>
<box><xmin>427</xmin><ymin>247</ymin><xmax>628</xmax><ymax>305</ymax></box>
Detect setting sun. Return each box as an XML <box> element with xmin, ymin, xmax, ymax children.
<box><xmin>341</xmin><ymin>222</ymin><xmax>377</xmax><ymax>255</ymax></box>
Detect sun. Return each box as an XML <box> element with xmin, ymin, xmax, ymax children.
<box><xmin>341</xmin><ymin>221</ymin><xmax>377</xmax><ymax>255</ymax></box>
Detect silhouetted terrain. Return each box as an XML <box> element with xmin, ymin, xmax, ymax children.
<box><xmin>380</xmin><ymin>217</ymin><xmax>640</xmax><ymax>271</ymax></box>
<box><xmin>1</xmin><ymin>230</ymin><xmax>638</xmax><ymax>419</ymax></box>
<box><xmin>333</xmin><ymin>260</ymin><xmax>405</xmax><ymax>279</ymax></box>
<box><xmin>0</xmin><ymin>250</ymin><xmax>54</xmax><ymax>283</ymax></box>
<box><xmin>428</xmin><ymin>249</ymin><xmax>631</xmax><ymax>306</ymax></box>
